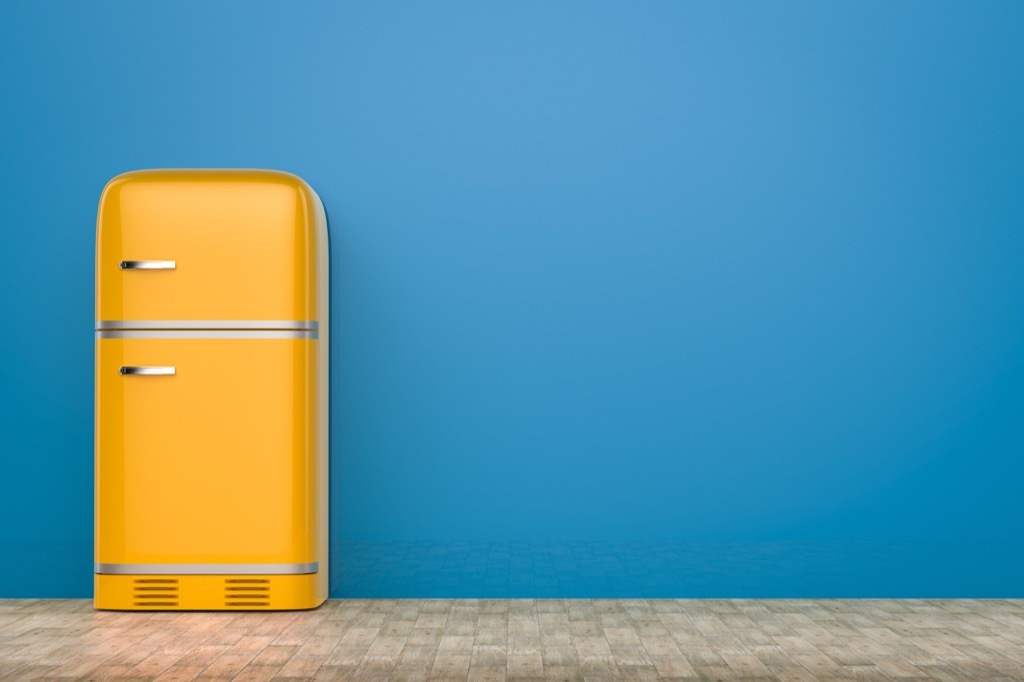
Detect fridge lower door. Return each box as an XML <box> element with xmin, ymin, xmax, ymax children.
<box><xmin>95</xmin><ymin>336</ymin><xmax>320</xmax><ymax>576</ymax></box>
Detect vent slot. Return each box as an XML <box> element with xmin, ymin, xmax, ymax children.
<box><xmin>224</xmin><ymin>578</ymin><xmax>270</xmax><ymax>607</ymax></box>
<box><xmin>133</xmin><ymin>578</ymin><xmax>179</xmax><ymax>607</ymax></box>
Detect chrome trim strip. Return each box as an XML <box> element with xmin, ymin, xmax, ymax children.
<box><xmin>120</xmin><ymin>366</ymin><xmax>175</xmax><ymax>376</ymax></box>
<box><xmin>97</xmin><ymin>320</ymin><xmax>318</xmax><ymax>331</ymax></box>
<box><xmin>96</xmin><ymin>330</ymin><xmax>318</xmax><ymax>340</ymax></box>
<box><xmin>120</xmin><ymin>260</ymin><xmax>176</xmax><ymax>270</ymax></box>
<box><xmin>95</xmin><ymin>562</ymin><xmax>318</xmax><ymax>575</ymax></box>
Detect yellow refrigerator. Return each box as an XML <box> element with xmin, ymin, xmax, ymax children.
<box><xmin>94</xmin><ymin>169</ymin><xmax>329</xmax><ymax>610</ymax></box>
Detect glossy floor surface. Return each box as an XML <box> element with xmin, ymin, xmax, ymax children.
<box><xmin>0</xmin><ymin>599</ymin><xmax>1022</xmax><ymax>680</ymax></box>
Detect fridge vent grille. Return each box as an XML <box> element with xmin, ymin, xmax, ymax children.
<box><xmin>132</xmin><ymin>578</ymin><xmax>179</xmax><ymax>607</ymax></box>
<box><xmin>224</xmin><ymin>578</ymin><xmax>270</xmax><ymax>607</ymax></box>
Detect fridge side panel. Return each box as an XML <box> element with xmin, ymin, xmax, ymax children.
<box><xmin>314</xmin><ymin>193</ymin><xmax>330</xmax><ymax>603</ymax></box>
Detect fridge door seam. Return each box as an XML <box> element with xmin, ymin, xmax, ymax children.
<box><xmin>97</xmin><ymin>320</ymin><xmax>319</xmax><ymax>331</ymax></box>
<box><xmin>96</xmin><ymin>330</ymin><xmax>318</xmax><ymax>339</ymax></box>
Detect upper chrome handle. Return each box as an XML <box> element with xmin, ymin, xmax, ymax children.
<box><xmin>120</xmin><ymin>260</ymin><xmax>176</xmax><ymax>270</ymax></box>
<box><xmin>119</xmin><ymin>366</ymin><xmax>176</xmax><ymax>376</ymax></box>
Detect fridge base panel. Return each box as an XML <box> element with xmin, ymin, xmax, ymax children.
<box><xmin>94</xmin><ymin>573</ymin><xmax>326</xmax><ymax>611</ymax></box>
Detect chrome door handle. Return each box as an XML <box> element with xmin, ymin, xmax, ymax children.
<box><xmin>120</xmin><ymin>260</ymin><xmax>176</xmax><ymax>270</ymax></box>
<box><xmin>119</xmin><ymin>366</ymin><xmax>176</xmax><ymax>376</ymax></box>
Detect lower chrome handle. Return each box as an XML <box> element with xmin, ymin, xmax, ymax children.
<box><xmin>119</xmin><ymin>366</ymin><xmax>176</xmax><ymax>376</ymax></box>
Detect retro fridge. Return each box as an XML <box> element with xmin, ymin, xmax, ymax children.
<box><xmin>94</xmin><ymin>169</ymin><xmax>329</xmax><ymax>610</ymax></box>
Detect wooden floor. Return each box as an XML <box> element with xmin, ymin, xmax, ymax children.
<box><xmin>0</xmin><ymin>600</ymin><xmax>1022</xmax><ymax>681</ymax></box>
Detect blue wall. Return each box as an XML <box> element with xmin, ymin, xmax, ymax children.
<box><xmin>1</xmin><ymin>1</ymin><xmax>1023</xmax><ymax>598</ymax></box>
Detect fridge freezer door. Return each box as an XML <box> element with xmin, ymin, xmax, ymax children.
<box><xmin>96</xmin><ymin>169</ymin><xmax>326</xmax><ymax>325</ymax></box>
<box><xmin>95</xmin><ymin>336</ymin><xmax>320</xmax><ymax>569</ymax></box>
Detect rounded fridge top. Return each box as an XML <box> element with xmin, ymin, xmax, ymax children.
<box><xmin>96</xmin><ymin>169</ymin><xmax>328</xmax><ymax>325</ymax></box>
